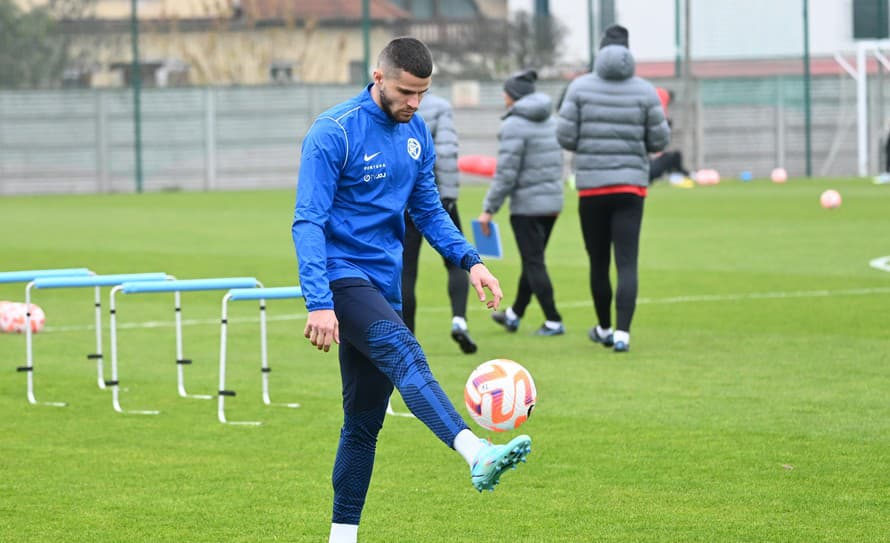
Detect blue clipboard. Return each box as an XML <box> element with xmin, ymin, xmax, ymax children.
<box><xmin>471</xmin><ymin>219</ymin><xmax>503</xmax><ymax>259</ymax></box>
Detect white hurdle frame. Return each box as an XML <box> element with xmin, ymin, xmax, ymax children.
<box><xmin>21</xmin><ymin>272</ymin><xmax>168</xmax><ymax>406</ymax></box>
<box><xmin>108</xmin><ymin>277</ymin><xmax>262</xmax><ymax>415</ymax></box>
<box><xmin>217</xmin><ymin>287</ymin><xmax>304</xmax><ymax>425</ymax></box>
<box><xmin>1</xmin><ymin>268</ymin><xmax>94</xmax><ymax>407</ymax></box>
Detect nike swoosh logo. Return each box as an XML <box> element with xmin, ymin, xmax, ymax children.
<box><xmin>363</xmin><ymin>152</ymin><xmax>381</xmax><ymax>162</ymax></box>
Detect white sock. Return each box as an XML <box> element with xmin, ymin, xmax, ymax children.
<box><xmin>613</xmin><ymin>330</ymin><xmax>630</xmax><ymax>344</ymax></box>
<box><xmin>544</xmin><ymin>320</ymin><xmax>562</xmax><ymax>330</ymax></box>
<box><xmin>597</xmin><ymin>325</ymin><xmax>613</xmax><ymax>338</ymax></box>
<box><xmin>329</xmin><ymin>523</ymin><xmax>358</xmax><ymax>543</ymax></box>
<box><xmin>452</xmin><ymin>316</ymin><xmax>467</xmax><ymax>330</ymax></box>
<box><xmin>505</xmin><ymin>307</ymin><xmax>518</xmax><ymax>321</ymax></box>
<box><xmin>453</xmin><ymin>429</ymin><xmax>484</xmax><ymax>466</ymax></box>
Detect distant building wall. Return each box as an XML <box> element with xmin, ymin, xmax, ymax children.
<box><xmin>70</xmin><ymin>25</ymin><xmax>395</xmax><ymax>86</ymax></box>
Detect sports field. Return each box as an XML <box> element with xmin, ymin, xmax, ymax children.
<box><xmin>1</xmin><ymin>179</ymin><xmax>888</xmax><ymax>542</ymax></box>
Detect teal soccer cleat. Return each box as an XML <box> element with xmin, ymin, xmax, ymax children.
<box><xmin>470</xmin><ymin>435</ymin><xmax>532</xmax><ymax>492</ymax></box>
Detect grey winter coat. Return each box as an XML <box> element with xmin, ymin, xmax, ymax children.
<box><xmin>557</xmin><ymin>45</ymin><xmax>670</xmax><ymax>189</ymax></box>
<box><xmin>418</xmin><ymin>94</ymin><xmax>460</xmax><ymax>200</ymax></box>
<box><xmin>482</xmin><ymin>92</ymin><xmax>564</xmax><ymax>216</ymax></box>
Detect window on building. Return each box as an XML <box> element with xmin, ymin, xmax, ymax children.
<box><xmin>391</xmin><ymin>0</ymin><xmax>478</xmax><ymax>19</ymax></box>
<box><xmin>270</xmin><ymin>61</ymin><xmax>298</xmax><ymax>84</ymax></box>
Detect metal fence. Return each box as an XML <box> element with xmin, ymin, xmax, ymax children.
<box><xmin>0</xmin><ymin>75</ymin><xmax>882</xmax><ymax>195</ymax></box>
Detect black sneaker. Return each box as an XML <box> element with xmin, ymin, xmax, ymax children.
<box><xmin>491</xmin><ymin>311</ymin><xmax>520</xmax><ymax>332</ymax></box>
<box><xmin>451</xmin><ymin>325</ymin><xmax>478</xmax><ymax>354</ymax></box>
<box><xmin>588</xmin><ymin>327</ymin><xmax>614</xmax><ymax>347</ymax></box>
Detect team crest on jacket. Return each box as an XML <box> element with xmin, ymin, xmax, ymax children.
<box><xmin>407</xmin><ymin>138</ymin><xmax>421</xmax><ymax>160</ymax></box>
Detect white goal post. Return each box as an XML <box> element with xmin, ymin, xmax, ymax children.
<box><xmin>834</xmin><ymin>40</ymin><xmax>890</xmax><ymax>177</ymax></box>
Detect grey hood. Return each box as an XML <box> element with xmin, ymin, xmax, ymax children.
<box><xmin>504</xmin><ymin>92</ymin><xmax>553</xmax><ymax>123</ymax></box>
<box><xmin>594</xmin><ymin>45</ymin><xmax>635</xmax><ymax>81</ymax></box>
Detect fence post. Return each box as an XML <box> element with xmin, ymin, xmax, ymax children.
<box><xmin>775</xmin><ymin>76</ymin><xmax>786</xmax><ymax>170</ymax></box>
<box><xmin>694</xmin><ymin>79</ymin><xmax>704</xmax><ymax>170</ymax></box>
<box><xmin>204</xmin><ymin>86</ymin><xmax>217</xmax><ymax>191</ymax></box>
<box><xmin>95</xmin><ymin>90</ymin><xmax>109</xmax><ymax>193</ymax></box>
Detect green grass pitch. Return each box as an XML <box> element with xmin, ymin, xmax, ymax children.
<box><xmin>1</xmin><ymin>178</ymin><xmax>888</xmax><ymax>542</ymax></box>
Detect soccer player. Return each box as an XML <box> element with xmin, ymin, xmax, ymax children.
<box><xmin>401</xmin><ymin>93</ymin><xmax>477</xmax><ymax>354</ymax></box>
<box><xmin>292</xmin><ymin>37</ymin><xmax>532</xmax><ymax>543</ymax></box>
<box><xmin>557</xmin><ymin>25</ymin><xmax>670</xmax><ymax>353</ymax></box>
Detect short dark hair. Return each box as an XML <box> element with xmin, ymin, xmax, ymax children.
<box><xmin>378</xmin><ymin>37</ymin><xmax>433</xmax><ymax>79</ymax></box>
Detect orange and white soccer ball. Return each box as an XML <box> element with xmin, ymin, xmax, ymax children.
<box><xmin>0</xmin><ymin>302</ymin><xmax>46</xmax><ymax>334</ymax></box>
<box><xmin>464</xmin><ymin>358</ymin><xmax>536</xmax><ymax>432</ymax></box>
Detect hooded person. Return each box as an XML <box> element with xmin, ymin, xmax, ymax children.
<box><xmin>556</xmin><ymin>25</ymin><xmax>671</xmax><ymax>353</ymax></box>
<box><xmin>478</xmin><ymin>68</ymin><xmax>567</xmax><ymax>337</ymax></box>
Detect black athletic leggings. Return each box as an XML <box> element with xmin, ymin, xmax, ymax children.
<box><xmin>578</xmin><ymin>193</ymin><xmax>644</xmax><ymax>332</ymax></box>
<box><xmin>401</xmin><ymin>198</ymin><xmax>469</xmax><ymax>333</ymax></box>
<box><xmin>508</xmin><ymin>214</ymin><xmax>562</xmax><ymax>322</ymax></box>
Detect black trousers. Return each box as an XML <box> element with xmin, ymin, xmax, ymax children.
<box><xmin>649</xmin><ymin>150</ymin><xmax>690</xmax><ymax>181</ymax></box>
<box><xmin>508</xmin><ymin>214</ymin><xmax>562</xmax><ymax>323</ymax></box>
<box><xmin>578</xmin><ymin>193</ymin><xmax>644</xmax><ymax>332</ymax></box>
<box><xmin>401</xmin><ymin>198</ymin><xmax>469</xmax><ymax>333</ymax></box>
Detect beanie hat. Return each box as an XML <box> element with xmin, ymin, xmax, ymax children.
<box><xmin>503</xmin><ymin>69</ymin><xmax>538</xmax><ymax>100</ymax></box>
<box><xmin>599</xmin><ymin>24</ymin><xmax>629</xmax><ymax>49</ymax></box>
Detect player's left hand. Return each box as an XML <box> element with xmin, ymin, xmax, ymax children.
<box><xmin>469</xmin><ymin>263</ymin><xmax>502</xmax><ymax>310</ymax></box>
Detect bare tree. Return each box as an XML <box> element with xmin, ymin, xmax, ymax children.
<box><xmin>0</xmin><ymin>0</ymin><xmax>96</xmax><ymax>89</ymax></box>
<box><xmin>507</xmin><ymin>10</ymin><xmax>566</xmax><ymax>74</ymax></box>
<box><xmin>422</xmin><ymin>11</ymin><xmax>566</xmax><ymax>81</ymax></box>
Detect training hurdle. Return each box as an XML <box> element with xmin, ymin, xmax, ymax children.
<box><xmin>2</xmin><ymin>268</ymin><xmax>94</xmax><ymax>406</ymax></box>
<box><xmin>217</xmin><ymin>287</ymin><xmax>304</xmax><ymax>425</ymax></box>
<box><xmin>108</xmin><ymin>277</ymin><xmax>262</xmax><ymax>414</ymax></box>
<box><xmin>20</xmin><ymin>273</ymin><xmax>169</xmax><ymax>407</ymax></box>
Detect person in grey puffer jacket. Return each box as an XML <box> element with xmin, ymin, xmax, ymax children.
<box><xmin>479</xmin><ymin>69</ymin><xmax>566</xmax><ymax>336</ymax></box>
<box><xmin>402</xmin><ymin>93</ymin><xmax>477</xmax><ymax>354</ymax></box>
<box><xmin>557</xmin><ymin>24</ymin><xmax>670</xmax><ymax>353</ymax></box>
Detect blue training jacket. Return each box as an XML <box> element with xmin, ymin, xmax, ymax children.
<box><xmin>292</xmin><ymin>84</ymin><xmax>481</xmax><ymax>312</ymax></box>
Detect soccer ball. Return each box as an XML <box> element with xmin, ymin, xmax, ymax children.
<box><xmin>694</xmin><ymin>168</ymin><xmax>720</xmax><ymax>185</ymax></box>
<box><xmin>771</xmin><ymin>167</ymin><xmax>788</xmax><ymax>183</ymax></box>
<box><xmin>820</xmin><ymin>189</ymin><xmax>842</xmax><ymax>209</ymax></box>
<box><xmin>0</xmin><ymin>302</ymin><xmax>46</xmax><ymax>334</ymax></box>
<box><xmin>464</xmin><ymin>358</ymin><xmax>536</xmax><ymax>432</ymax></box>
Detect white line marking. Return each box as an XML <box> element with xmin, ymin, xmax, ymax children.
<box><xmin>38</xmin><ymin>286</ymin><xmax>890</xmax><ymax>334</ymax></box>
<box><xmin>869</xmin><ymin>256</ymin><xmax>890</xmax><ymax>272</ymax></box>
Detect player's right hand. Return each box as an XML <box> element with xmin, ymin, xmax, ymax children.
<box><xmin>304</xmin><ymin>309</ymin><xmax>340</xmax><ymax>352</ymax></box>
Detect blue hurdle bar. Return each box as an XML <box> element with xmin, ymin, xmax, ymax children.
<box><xmin>0</xmin><ymin>268</ymin><xmax>92</xmax><ymax>284</ymax></box>
<box><xmin>217</xmin><ymin>287</ymin><xmax>303</xmax><ymax>425</ymax></box>
<box><xmin>19</xmin><ymin>273</ymin><xmax>169</xmax><ymax>407</ymax></box>
<box><xmin>108</xmin><ymin>277</ymin><xmax>262</xmax><ymax>415</ymax></box>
